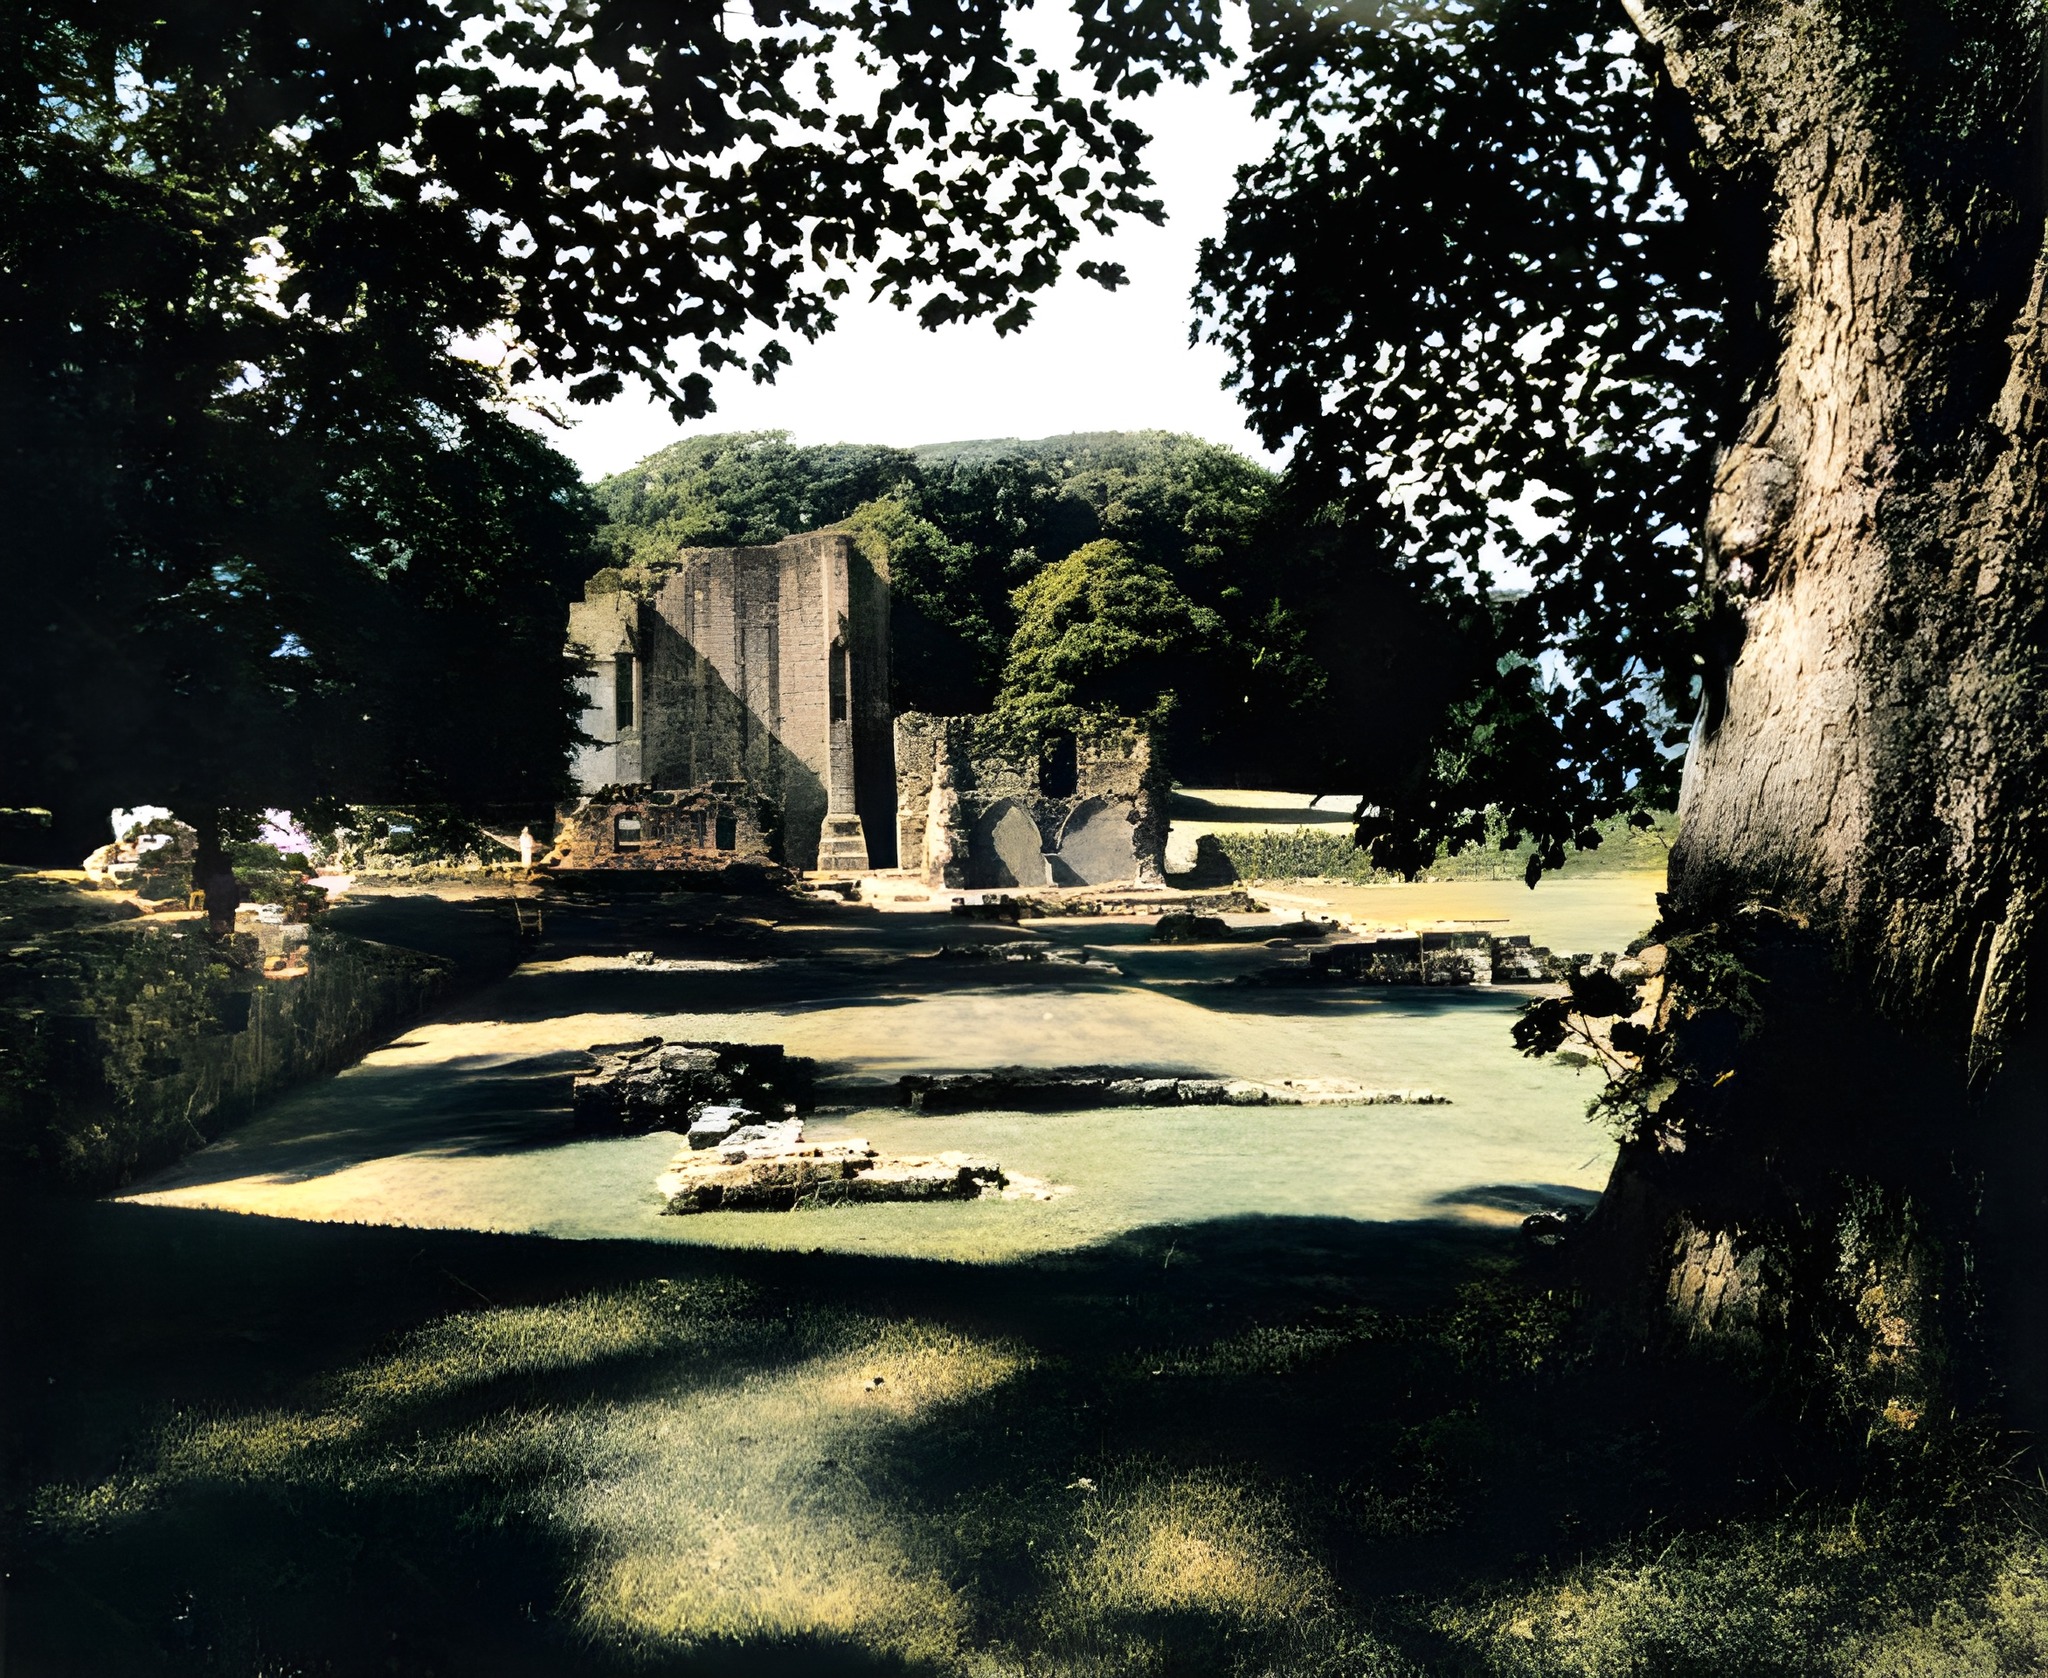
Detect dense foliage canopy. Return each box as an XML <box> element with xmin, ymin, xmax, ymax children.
<box><xmin>2</xmin><ymin>3</ymin><xmax>601</xmax><ymax>848</ymax></box>
<box><xmin>2</xmin><ymin>0</ymin><xmax>1161</xmax><ymax>853</ymax></box>
<box><xmin>591</xmin><ymin>428</ymin><xmax>1491</xmax><ymax>792</ymax></box>
<box><xmin>992</xmin><ymin>538</ymin><xmax>1221</xmax><ymax>737</ymax></box>
<box><xmin>593</xmin><ymin>436</ymin><xmax>918</xmax><ymax>565</ymax></box>
<box><xmin>1196</xmin><ymin>0</ymin><xmax>1761</xmax><ymax>866</ymax></box>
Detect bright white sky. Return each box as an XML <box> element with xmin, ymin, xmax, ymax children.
<box><xmin>518</xmin><ymin>11</ymin><xmax>1280</xmax><ymax>483</ymax></box>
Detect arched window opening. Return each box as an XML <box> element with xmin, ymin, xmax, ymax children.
<box><xmin>829</xmin><ymin>639</ymin><xmax>850</xmax><ymax>724</ymax></box>
<box><xmin>614</xmin><ymin>653</ymin><xmax>636</xmax><ymax>732</ymax></box>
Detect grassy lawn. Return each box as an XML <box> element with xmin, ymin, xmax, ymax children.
<box><xmin>8</xmin><ymin>872</ymin><xmax>2043</xmax><ymax>1673</ymax></box>
<box><xmin>9</xmin><ymin>1189</ymin><xmax>2046</xmax><ymax>1676</ymax></box>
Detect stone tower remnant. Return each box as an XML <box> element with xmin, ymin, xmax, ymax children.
<box><xmin>555</xmin><ymin>532</ymin><xmax>893</xmax><ymax>872</ymax></box>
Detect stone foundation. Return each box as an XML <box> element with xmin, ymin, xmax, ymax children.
<box><xmin>896</xmin><ymin>1066</ymin><xmax>1448</xmax><ymax>1111</ymax></box>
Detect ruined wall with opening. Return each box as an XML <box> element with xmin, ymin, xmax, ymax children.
<box><xmin>893</xmin><ymin>713</ymin><xmax>1167</xmax><ymax>890</ymax></box>
<box><xmin>547</xmin><ymin>783</ymin><xmax>779</xmax><ymax>872</ymax></box>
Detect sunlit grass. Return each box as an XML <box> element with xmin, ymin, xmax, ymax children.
<box><xmin>1028</xmin><ymin>1465</ymin><xmax>1365</xmax><ymax>1674</ymax></box>
<box><xmin>561</xmin><ymin>1323</ymin><xmax>1028</xmax><ymax>1662</ymax></box>
<box><xmin>20</xmin><ymin>1244</ymin><xmax>2048</xmax><ymax>1674</ymax></box>
<box><xmin>1438</xmin><ymin>1514</ymin><xmax>2048</xmax><ymax>1677</ymax></box>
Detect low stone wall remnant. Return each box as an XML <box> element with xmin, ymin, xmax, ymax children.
<box><xmin>656</xmin><ymin>1117</ymin><xmax>1059</xmax><ymax>1212</ymax></box>
<box><xmin>0</xmin><ymin>917</ymin><xmax>453</xmax><ymax>1190</ymax></box>
<box><xmin>549</xmin><ymin>781</ymin><xmax>783</xmax><ymax>873</ymax></box>
<box><xmin>896</xmin><ymin>1066</ymin><xmax>1447</xmax><ymax>1112</ymax></box>
<box><xmin>573</xmin><ymin>1038</ymin><xmax>816</xmax><ymax>1133</ymax></box>
<box><xmin>1295</xmin><ymin>928</ymin><xmax>1562</xmax><ymax>986</ymax></box>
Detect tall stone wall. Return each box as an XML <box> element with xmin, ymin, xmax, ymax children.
<box><xmin>894</xmin><ymin>713</ymin><xmax>1167</xmax><ymax>891</ymax></box>
<box><xmin>564</xmin><ymin>532</ymin><xmax>893</xmax><ymax>871</ymax></box>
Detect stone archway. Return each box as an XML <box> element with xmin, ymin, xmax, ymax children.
<box><xmin>969</xmin><ymin>799</ymin><xmax>1046</xmax><ymax>889</ymax></box>
<box><xmin>1052</xmin><ymin>798</ymin><xmax>1138</xmax><ymax>886</ymax></box>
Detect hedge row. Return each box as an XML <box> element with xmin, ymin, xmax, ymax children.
<box><xmin>1204</xmin><ymin>811</ymin><xmax>1675</xmax><ymax>886</ymax></box>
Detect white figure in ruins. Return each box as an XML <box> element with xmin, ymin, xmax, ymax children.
<box><xmin>519</xmin><ymin>826</ymin><xmax>535</xmax><ymax>870</ymax></box>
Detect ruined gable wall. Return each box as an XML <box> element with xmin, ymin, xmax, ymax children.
<box><xmin>893</xmin><ymin>713</ymin><xmax>1165</xmax><ymax>888</ymax></box>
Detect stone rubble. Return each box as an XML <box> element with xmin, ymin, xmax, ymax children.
<box><xmin>686</xmin><ymin>1103</ymin><xmax>755</xmax><ymax>1148</ymax></box>
<box><xmin>896</xmin><ymin>1066</ymin><xmax>1447</xmax><ymax>1112</ymax></box>
<box><xmin>929</xmin><ymin>941</ymin><xmax>1117</xmax><ymax>972</ymax></box>
<box><xmin>655</xmin><ymin>1117</ymin><xmax>1061</xmax><ymax>1213</ymax></box>
<box><xmin>572</xmin><ymin>1038</ymin><xmax>815</xmax><ymax>1134</ymax></box>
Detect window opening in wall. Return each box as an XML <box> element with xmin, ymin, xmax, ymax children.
<box><xmin>737</xmin><ymin>624</ymin><xmax>749</xmax><ymax>751</ymax></box>
<box><xmin>614</xmin><ymin>813</ymin><xmax>644</xmax><ymax>848</ymax></box>
<box><xmin>1040</xmin><ymin>732</ymin><xmax>1078</xmax><ymax>798</ymax></box>
<box><xmin>614</xmin><ymin>653</ymin><xmax>636</xmax><ymax>732</ymax></box>
<box><xmin>714</xmin><ymin>812</ymin><xmax>737</xmax><ymax>851</ymax></box>
<box><xmin>829</xmin><ymin>639</ymin><xmax>849</xmax><ymax>724</ymax></box>
<box><xmin>690</xmin><ymin>811</ymin><xmax>707</xmax><ymax>849</ymax></box>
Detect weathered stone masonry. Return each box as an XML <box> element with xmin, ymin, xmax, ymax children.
<box><xmin>894</xmin><ymin>713</ymin><xmax>1168</xmax><ymax>890</ymax></box>
<box><xmin>547</xmin><ymin>781</ymin><xmax>780</xmax><ymax>873</ymax></box>
<box><xmin>560</xmin><ymin>533</ymin><xmax>893</xmax><ymax>872</ymax></box>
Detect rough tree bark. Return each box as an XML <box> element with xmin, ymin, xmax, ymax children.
<box><xmin>1601</xmin><ymin>0</ymin><xmax>2048</xmax><ymax>1423</ymax></box>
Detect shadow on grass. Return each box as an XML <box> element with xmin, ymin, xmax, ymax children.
<box><xmin>468</xmin><ymin>957</ymin><xmax>1132</xmax><ymax>1027</ymax></box>
<box><xmin>322</xmin><ymin>891</ymin><xmax>528</xmax><ymax>981</ymax></box>
<box><xmin>1430</xmin><ymin>1184</ymin><xmax>1603</xmax><ymax>1216</ymax></box>
<box><xmin>1158</xmin><ymin>981</ymin><xmax>1540</xmax><ymax>1020</ymax></box>
<box><xmin>4</xmin><ymin>1188</ymin><xmax>1836</xmax><ymax>1678</ymax></box>
<box><xmin>128</xmin><ymin>1050</ymin><xmax>601</xmax><ymax>1191</ymax></box>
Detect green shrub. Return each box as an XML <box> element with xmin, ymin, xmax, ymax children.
<box><xmin>1206</xmin><ymin>811</ymin><xmax>1676</xmax><ymax>884</ymax></box>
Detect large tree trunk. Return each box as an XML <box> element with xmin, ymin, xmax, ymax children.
<box><xmin>1605</xmin><ymin>0</ymin><xmax>2048</xmax><ymax>1422</ymax></box>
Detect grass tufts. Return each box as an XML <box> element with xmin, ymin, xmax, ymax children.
<box><xmin>11</xmin><ymin>1209</ymin><xmax>2047</xmax><ymax>1674</ymax></box>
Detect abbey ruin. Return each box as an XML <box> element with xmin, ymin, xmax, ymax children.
<box><xmin>556</xmin><ymin>532</ymin><xmax>894</xmax><ymax>873</ymax></box>
<box><xmin>555</xmin><ymin>533</ymin><xmax>1167</xmax><ymax>887</ymax></box>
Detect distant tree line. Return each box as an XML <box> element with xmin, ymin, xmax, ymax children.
<box><xmin>589</xmin><ymin>429</ymin><xmax>1508</xmax><ymax>798</ymax></box>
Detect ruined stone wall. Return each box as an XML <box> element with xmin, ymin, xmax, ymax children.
<box><xmin>548</xmin><ymin>783</ymin><xmax>778</xmax><ymax>872</ymax></box>
<box><xmin>894</xmin><ymin>713</ymin><xmax>1167</xmax><ymax>890</ymax></box>
<box><xmin>844</xmin><ymin>540</ymin><xmax>896</xmax><ymax>869</ymax></box>
<box><xmin>1</xmin><ymin>923</ymin><xmax>453</xmax><ymax>1190</ymax></box>
<box><xmin>565</xmin><ymin>590</ymin><xmax>643</xmax><ymax>790</ymax></box>
<box><xmin>563</xmin><ymin>533</ymin><xmax>893</xmax><ymax>871</ymax></box>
